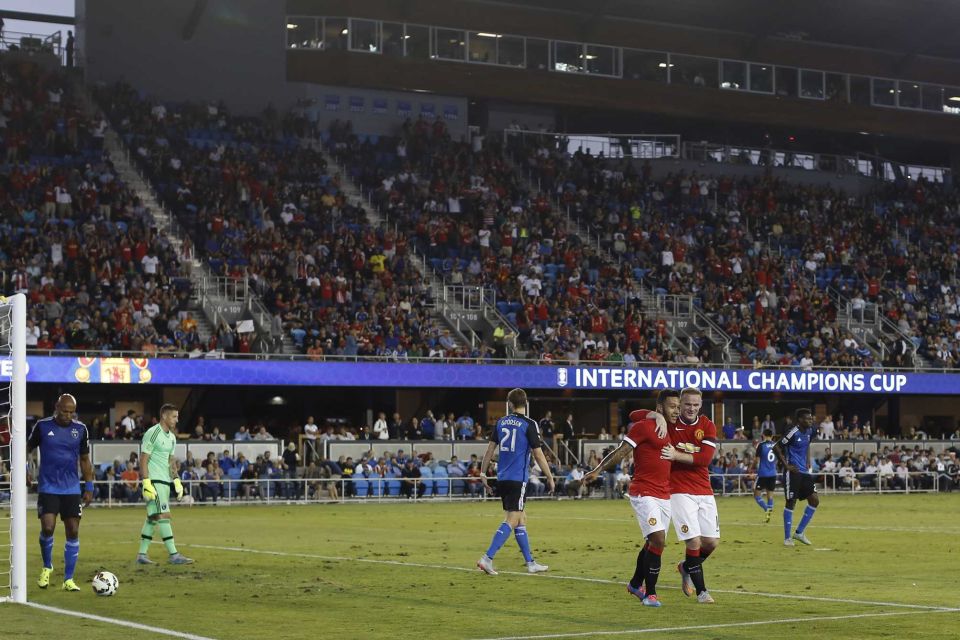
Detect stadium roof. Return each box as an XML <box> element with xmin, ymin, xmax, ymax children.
<box><xmin>490</xmin><ymin>0</ymin><xmax>960</xmax><ymax>60</ymax></box>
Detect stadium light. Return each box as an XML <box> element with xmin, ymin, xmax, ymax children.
<box><xmin>948</xmin><ymin>96</ymin><xmax>960</xmax><ymax>102</ymax></box>
<box><xmin>476</xmin><ymin>33</ymin><xmax>502</xmax><ymax>38</ymax></box>
<box><xmin>341</xmin><ymin>28</ymin><xmax>348</xmax><ymax>35</ymax></box>
<box><xmin>286</xmin><ymin>24</ymin><xmax>298</xmax><ymax>29</ymax></box>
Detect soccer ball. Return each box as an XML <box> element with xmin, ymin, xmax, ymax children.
<box><xmin>91</xmin><ymin>571</ymin><xmax>119</xmax><ymax>596</ymax></box>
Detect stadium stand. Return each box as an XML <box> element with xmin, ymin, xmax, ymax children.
<box><xmin>330</xmin><ymin>119</ymin><xmax>687</xmax><ymax>364</ymax></box>
<box><xmin>95</xmin><ymin>83</ymin><xmax>471</xmax><ymax>359</ymax></box>
<box><xmin>50</xmin><ymin>82</ymin><xmax>952</xmax><ymax>369</ymax></box>
<box><xmin>0</xmin><ymin>61</ymin><xmax>201</xmax><ymax>353</ymax></box>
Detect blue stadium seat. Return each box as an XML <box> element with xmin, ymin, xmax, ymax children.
<box><xmin>419</xmin><ymin>466</ymin><xmax>434</xmax><ymax>497</ymax></box>
<box><xmin>224</xmin><ymin>467</ymin><xmax>242</xmax><ymax>498</ymax></box>
<box><xmin>386</xmin><ymin>472</ymin><xmax>401</xmax><ymax>496</ymax></box>
<box><xmin>354</xmin><ymin>476</ymin><xmax>369</xmax><ymax>498</ymax></box>
<box><xmin>434</xmin><ymin>467</ymin><xmax>449</xmax><ymax>496</ymax></box>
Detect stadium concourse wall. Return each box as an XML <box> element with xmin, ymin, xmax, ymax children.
<box><xmin>87</xmin><ymin>440</ymin><xmax>282</xmax><ymax>468</ymax></box>
<box><xmin>78</xmin><ymin>0</ymin><xmax>471</xmax><ymax>137</ymax></box>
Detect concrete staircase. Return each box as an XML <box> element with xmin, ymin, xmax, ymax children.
<box><xmin>826</xmin><ymin>287</ymin><xmax>924</xmax><ymax>368</ymax></box>
<box><xmin>85</xmin><ymin>100</ymin><xmax>291</xmax><ymax>354</ymax></box>
<box><xmin>105</xmin><ymin>129</ymin><xmax>216</xmax><ymax>347</ymax></box>
<box><xmin>506</xmin><ymin>153</ymin><xmax>732</xmax><ymax>363</ymax></box>
<box><xmin>323</xmin><ymin>150</ymin><xmax>514</xmax><ymax>356</ymax></box>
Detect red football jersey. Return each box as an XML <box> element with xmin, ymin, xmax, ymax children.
<box><xmin>669</xmin><ymin>415</ymin><xmax>719</xmax><ymax>495</ymax></box>
<box><xmin>623</xmin><ymin>419</ymin><xmax>672</xmax><ymax>499</ymax></box>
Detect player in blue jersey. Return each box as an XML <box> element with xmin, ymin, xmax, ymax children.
<box><xmin>26</xmin><ymin>394</ymin><xmax>94</xmax><ymax>591</ymax></box>
<box><xmin>753</xmin><ymin>429</ymin><xmax>777</xmax><ymax>523</ymax></box>
<box><xmin>477</xmin><ymin>388</ymin><xmax>555</xmax><ymax>576</ymax></box>
<box><xmin>773</xmin><ymin>409</ymin><xmax>819</xmax><ymax>546</ymax></box>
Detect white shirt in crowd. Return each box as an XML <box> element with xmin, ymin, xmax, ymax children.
<box><xmin>373</xmin><ymin>417</ymin><xmax>389</xmax><ymax>440</ymax></box>
<box><xmin>819</xmin><ymin>419</ymin><xmax>835</xmax><ymax>439</ymax></box>
<box><xmin>141</xmin><ymin>254</ymin><xmax>160</xmax><ymax>275</ymax></box>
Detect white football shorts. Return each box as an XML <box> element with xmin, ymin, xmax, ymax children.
<box><xmin>629</xmin><ymin>494</ymin><xmax>672</xmax><ymax>538</ymax></box>
<box><xmin>670</xmin><ymin>493</ymin><xmax>720</xmax><ymax>540</ymax></box>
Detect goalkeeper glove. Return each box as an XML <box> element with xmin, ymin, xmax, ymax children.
<box><xmin>173</xmin><ymin>478</ymin><xmax>184</xmax><ymax>500</ymax></box>
<box><xmin>142</xmin><ymin>478</ymin><xmax>156</xmax><ymax>500</ymax></box>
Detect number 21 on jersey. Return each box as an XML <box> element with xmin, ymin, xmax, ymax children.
<box><xmin>500</xmin><ymin>427</ymin><xmax>517</xmax><ymax>453</ymax></box>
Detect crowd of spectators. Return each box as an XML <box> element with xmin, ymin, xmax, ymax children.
<box><xmin>96</xmin><ymin>84</ymin><xmax>469</xmax><ymax>360</ymax></box>
<box><xmin>516</xmin><ymin>134</ymin><xmax>960</xmax><ymax>369</ymax></box>
<box><xmin>10</xmin><ymin>71</ymin><xmax>939</xmax><ymax>369</ymax></box>
<box><xmin>332</xmin><ymin>119</ymin><xmax>686</xmax><ymax>364</ymax></box>
<box><xmin>0</xmin><ymin>61</ymin><xmax>202</xmax><ymax>354</ymax></box>
<box><xmin>86</xmin><ymin>78</ymin><xmax>960</xmax><ymax>369</ymax></box>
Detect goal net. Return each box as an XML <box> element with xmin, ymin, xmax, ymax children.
<box><xmin>0</xmin><ymin>294</ymin><xmax>26</xmax><ymax>603</ymax></box>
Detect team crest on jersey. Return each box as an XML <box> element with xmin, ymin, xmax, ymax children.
<box><xmin>681</xmin><ymin>524</ymin><xmax>689</xmax><ymax>534</ymax></box>
<box><xmin>648</xmin><ymin>517</ymin><xmax>657</xmax><ymax>526</ymax></box>
<box><xmin>557</xmin><ymin>367</ymin><xmax>568</xmax><ymax>387</ymax></box>
<box><xmin>70</xmin><ymin>428</ymin><xmax>79</xmax><ymax>439</ymax></box>
<box><xmin>695</xmin><ymin>429</ymin><xmax>704</xmax><ymax>440</ymax></box>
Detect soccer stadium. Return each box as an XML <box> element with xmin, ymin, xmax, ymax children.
<box><xmin>1</xmin><ymin>1</ymin><xmax>960</xmax><ymax>638</ymax></box>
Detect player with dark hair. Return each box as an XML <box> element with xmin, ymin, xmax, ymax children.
<box><xmin>639</xmin><ymin>386</ymin><xmax>720</xmax><ymax>604</ymax></box>
<box><xmin>754</xmin><ymin>429</ymin><xmax>777</xmax><ymax>522</ymax></box>
<box><xmin>774</xmin><ymin>408</ymin><xmax>819</xmax><ymax>546</ymax></box>
<box><xmin>584</xmin><ymin>391</ymin><xmax>672</xmax><ymax>607</ymax></box>
<box><xmin>136</xmin><ymin>403</ymin><xmax>193</xmax><ymax>564</ymax></box>
<box><xmin>477</xmin><ymin>388</ymin><xmax>555</xmax><ymax>576</ymax></box>
<box><xmin>27</xmin><ymin>394</ymin><xmax>93</xmax><ymax>591</ymax></box>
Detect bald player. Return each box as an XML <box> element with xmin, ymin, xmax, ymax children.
<box><xmin>27</xmin><ymin>394</ymin><xmax>94</xmax><ymax>591</ymax></box>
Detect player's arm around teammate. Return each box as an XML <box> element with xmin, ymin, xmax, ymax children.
<box><xmin>583</xmin><ymin>444</ymin><xmax>630</xmax><ymax>484</ymax></box>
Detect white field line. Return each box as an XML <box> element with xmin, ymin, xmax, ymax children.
<box><xmin>530</xmin><ymin>513</ymin><xmax>960</xmax><ymax>535</ymax></box>
<box><xmin>470</xmin><ymin>609</ymin><xmax>960</xmax><ymax>640</ymax></box>
<box><xmin>20</xmin><ymin>601</ymin><xmax>217</xmax><ymax>640</ymax></box>
<box><xmin>185</xmin><ymin>543</ymin><xmax>957</xmax><ymax>612</ymax></box>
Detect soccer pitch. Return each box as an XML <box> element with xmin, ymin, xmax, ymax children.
<box><xmin>5</xmin><ymin>494</ymin><xmax>960</xmax><ymax>639</ymax></box>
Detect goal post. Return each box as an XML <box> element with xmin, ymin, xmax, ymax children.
<box><xmin>0</xmin><ymin>294</ymin><xmax>27</xmax><ymax>603</ymax></box>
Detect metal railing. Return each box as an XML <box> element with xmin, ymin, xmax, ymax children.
<box><xmin>504</xmin><ymin>130</ymin><xmax>681</xmax><ymax>159</ymax></box>
<box><xmin>680</xmin><ymin>141</ymin><xmax>947</xmax><ymax>183</ymax></box>
<box><xmin>0</xmin><ymin>30</ymin><xmax>62</xmax><ymax>60</ymax></box>
<box><xmin>19</xmin><ymin>347</ymin><xmax>960</xmax><ymax>372</ymax></box>
<box><xmin>12</xmin><ymin>470</ymin><xmax>950</xmax><ymax>508</ymax></box>
<box><xmin>709</xmin><ymin>470</ymin><xmax>954</xmax><ymax>496</ymax></box>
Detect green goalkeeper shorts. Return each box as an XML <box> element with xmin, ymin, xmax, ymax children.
<box><xmin>146</xmin><ymin>481</ymin><xmax>172</xmax><ymax>517</ymax></box>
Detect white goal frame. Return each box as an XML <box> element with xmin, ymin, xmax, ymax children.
<box><xmin>1</xmin><ymin>294</ymin><xmax>27</xmax><ymax>603</ymax></box>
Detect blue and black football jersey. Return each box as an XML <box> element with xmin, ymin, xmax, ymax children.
<box><xmin>756</xmin><ymin>440</ymin><xmax>778</xmax><ymax>478</ymax></box>
<box><xmin>779</xmin><ymin>426</ymin><xmax>812</xmax><ymax>472</ymax></box>
<box><xmin>489</xmin><ymin>413</ymin><xmax>543</xmax><ymax>482</ymax></box>
<box><xmin>27</xmin><ymin>417</ymin><xmax>89</xmax><ymax>494</ymax></box>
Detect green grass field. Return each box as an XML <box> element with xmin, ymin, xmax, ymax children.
<box><xmin>4</xmin><ymin>493</ymin><xmax>960</xmax><ymax>639</ymax></box>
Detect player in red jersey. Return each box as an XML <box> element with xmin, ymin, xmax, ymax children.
<box><xmin>585</xmin><ymin>390</ymin><xmax>675</xmax><ymax>607</ymax></box>
<box><xmin>634</xmin><ymin>387</ymin><xmax>719</xmax><ymax>604</ymax></box>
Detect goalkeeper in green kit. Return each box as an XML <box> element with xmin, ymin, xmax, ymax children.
<box><xmin>136</xmin><ymin>404</ymin><xmax>194</xmax><ymax>565</ymax></box>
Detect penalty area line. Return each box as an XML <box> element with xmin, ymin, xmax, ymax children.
<box><xmin>21</xmin><ymin>601</ymin><xmax>218</xmax><ymax>640</ymax></box>
<box><xmin>470</xmin><ymin>609</ymin><xmax>960</xmax><ymax>640</ymax></box>
<box><xmin>185</xmin><ymin>543</ymin><xmax>957</xmax><ymax>612</ymax></box>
